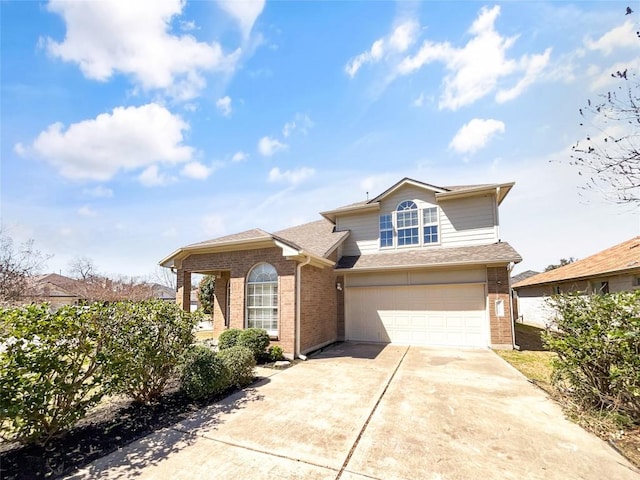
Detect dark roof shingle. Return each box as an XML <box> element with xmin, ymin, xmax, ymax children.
<box><xmin>336</xmin><ymin>242</ymin><xmax>521</xmax><ymax>270</ymax></box>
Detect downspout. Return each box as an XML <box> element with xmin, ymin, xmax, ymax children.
<box><xmin>296</xmin><ymin>255</ymin><xmax>312</xmax><ymax>359</ymax></box>
<box><xmin>495</xmin><ymin>186</ymin><xmax>501</xmax><ymax>241</ymax></box>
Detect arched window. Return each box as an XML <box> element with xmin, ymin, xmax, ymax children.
<box><xmin>396</xmin><ymin>200</ymin><xmax>419</xmax><ymax>245</ymax></box>
<box><xmin>246</xmin><ymin>263</ymin><xmax>278</xmax><ymax>336</ymax></box>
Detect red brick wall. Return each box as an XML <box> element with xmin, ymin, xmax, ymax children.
<box><xmin>336</xmin><ymin>274</ymin><xmax>345</xmax><ymax>340</ymax></box>
<box><xmin>178</xmin><ymin>248</ymin><xmax>297</xmax><ymax>355</ymax></box>
<box><xmin>487</xmin><ymin>266</ymin><xmax>514</xmax><ymax>347</ymax></box>
<box><xmin>299</xmin><ymin>255</ymin><xmax>339</xmax><ymax>353</ymax></box>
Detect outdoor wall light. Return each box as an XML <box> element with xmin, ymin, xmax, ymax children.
<box><xmin>336</xmin><ymin>282</ymin><xmax>342</xmax><ymax>291</ymax></box>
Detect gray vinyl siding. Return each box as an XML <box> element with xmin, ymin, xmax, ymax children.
<box><xmin>336</xmin><ymin>185</ymin><xmax>498</xmax><ymax>255</ymax></box>
<box><xmin>337</xmin><ymin>211</ymin><xmax>379</xmax><ymax>256</ymax></box>
<box><xmin>345</xmin><ymin>268</ymin><xmax>486</xmax><ymax>287</ymax></box>
<box><xmin>440</xmin><ymin>195</ymin><xmax>497</xmax><ymax>247</ymax></box>
<box><xmin>378</xmin><ymin>185</ymin><xmax>438</xmax><ymax>212</ymax></box>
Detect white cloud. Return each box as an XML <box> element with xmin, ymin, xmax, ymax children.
<box><xmin>77</xmin><ymin>205</ymin><xmax>97</xmax><ymax>217</ymax></box>
<box><xmin>282</xmin><ymin>113</ymin><xmax>314</xmax><ymax>138</ymax></box>
<box><xmin>83</xmin><ymin>186</ymin><xmax>113</xmax><ymax>198</ymax></box>
<box><xmin>202</xmin><ymin>213</ymin><xmax>226</xmax><ymax>237</ymax></box>
<box><xmin>217</xmin><ymin>0</ymin><xmax>265</xmax><ymax>39</ymax></box>
<box><xmin>496</xmin><ymin>49</ymin><xmax>552</xmax><ymax>103</ymax></box>
<box><xmin>585</xmin><ymin>20</ymin><xmax>637</xmax><ymax>56</ymax></box>
<box><xmin>180</xmin><ymin>161</ymin><xmax>213</xmax><ymax>180</ymax></box>
<box><xmin>345</xmin><ymin>20</ymin><xmax>419</xmax><ymax>77</ymax></box>
<box><xmin>216</xmin><ymin>96</ymin><xmax>232</xmax><ymax>116</ymax></box>
<box><xmin>138</xmin><ymin>165</ymin><xmax>174</xmax><ymax>187</ymax></box>
<box><xmin>588</xmin><ymin>57</ymin><xmax>640</xmax><ymax>91</ymax></box>
<box><xmin>231</xmin><ymin>151</ymin><xmax>248</xmax><ymax>162</ymax></box>
<box><xmin>268</xmin><ymin>167</ymin><xmax>315</xmax><ymax>185</ymax></box>
<box><xmin>449</xmin><ymin>118</ymin><xmax>505</xmax><ymax>154</ymax></box>
<box><xmin>412</xmin><ymin>93</ymin><xmax>425</xmax><ymax>107</ymax></box>
<box><xmin>18</xmin><ymin>103</ymin><xmax>193</xmax><ymax>181</ymax></box>
<box><xmin>258</xmin><ymin>136</ymin><xmax>287</xmax><ymax>157</ymax></box>
<box><xmin>397</xmin><ymin>5</ymin><xmax>550</xmax><ymax>110</ymax></box>
<box><xmin>45</xmin><ymin>0</ymin><xmax>238</xmax><ymax>100</ymax></box>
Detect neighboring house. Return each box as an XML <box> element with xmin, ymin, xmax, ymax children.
<box><xmin>160</xmin><ymin>178</ymin><xmax>522</xmax><ymax>358</ymax></box>
<box><xmin>149</xmin><ymin>283</ymin><xmax>176</xmax><ymax>302</ymax></box>
<box><xmin>24</xmin><ymin>273</ymin><xmax>82</xmax><ymax>309</ymax></box>
<box><xmin>512</xmin><ymin>237</ymin><xmax>640</xmax><ymax>328</ymax></box>
<box><xmin>510</xmin><ymin>270</ymin><xmax>539</xmax><ymax>320</ymax></box>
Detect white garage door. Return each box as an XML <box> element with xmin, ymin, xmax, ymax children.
<box><xmin>345</xmin><ymin>284</ymin><xmax>487</xmax><ymax>347</ymax></box>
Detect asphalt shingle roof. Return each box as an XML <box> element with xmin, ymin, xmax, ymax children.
<box><xmin>513</xmin><ymin>236</ymin><xmax>640</xmax><ymax>288</ymax></box>
<box><xmin>186</xmin><ymin>228</ymin><xmax>272</xmax><ymax>248</ymax></box>
<box><xmin>183</xmin><ymin>219</ymin><xmax>349</xmax><ymax>259</ymax></box>
<box><xmin>274</xmin><ymin>219</ymin><xmax>349</xmax><ymax>258</ymax></box>
<box><xmin>336</xmin><ymin>242</ymin><xmax>521</xmax><ymax>270</ymax></box>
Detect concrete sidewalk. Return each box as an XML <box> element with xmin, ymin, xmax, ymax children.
<box><xmin>66</xmin><ymin>343</ymin><xmax>639</xmax><ymax>480</ymax></box>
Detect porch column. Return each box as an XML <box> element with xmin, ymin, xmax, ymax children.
<box><xmin>176</xmin><ymin>269</ymin><xmax>191</xmax><ymax>311</ymax></box>
<box><xmin>212</xmin><ymin>271</ymin><xmax>230</xmax><ymax>337</ymax></box>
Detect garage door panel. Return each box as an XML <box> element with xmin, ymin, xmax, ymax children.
<box><xmin>346</xmin><ymin>284</ymin><xmax>487</xmax><ymax>347</ymax></box>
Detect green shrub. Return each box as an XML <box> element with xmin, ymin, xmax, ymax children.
<box><xmin>217</xmin><ymin>328</ymin><xmax>242</xmax><ymax>350</ymax></box>
<box><xmin>180</xmin><ymin>346</ymin><xmax>230</xmax><ymax>400</ymax></box>
<box><xmin>238</xmin><ymin>328</ymin><xmax>270</xmax><ymax>360</ymax></box>
<box><xmin>268</xmin><ymin>345</ymin><xmax>284</xmax><ymax>361</ymax></box>
<box><xmin>198</xmin><ymin>275</ymin><xmax>215</xmax><ymax>314</ymax></box>
<box><xmin>543</xmin><ymin>291</ymin><xmax>640</xmax><ymax>419</ymax></box>
<box><xmin>0</xmin><ymin>303</ymin><xmax>111</xmax><ymax>444</ymax></box>
<box><xmin>217</xmin><ymin>346</ymin><xmax>256</xmax><ymax>388</ymax></box>
<box><xmin>103</xmin><ymin>300</ymin><xmax>200</xmax><ymax>403</ymax></box>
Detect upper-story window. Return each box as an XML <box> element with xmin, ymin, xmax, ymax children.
<box><xmin>423</xmin><ymin>207</ymin><xmax>438</xmax><ymax>244</ymax></box>
<box><xmin>396</xmin><ymin>201</ymin><xmax>419</xmax><ymax>246</ymax></box>
<box><xmin>379</xmin><ymin>214</ymin><xmax>393</xmax><ymax>247</ymax></box>
<box><xmin>379</xmin><ymin>200</ymin><xmax>440</xmax><ymax>248</ymax></box>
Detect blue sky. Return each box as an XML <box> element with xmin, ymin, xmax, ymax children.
<box><xmin>1</xmin><ymin>0</ymin><xmax>638</xmax><ymax>279</ymax></box>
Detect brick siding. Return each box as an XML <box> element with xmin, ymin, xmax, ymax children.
<box><xmin>299</xmin><ymin>253</ymin><xmax>339</xmax><ymax>353</ymax></box>
<box><xmin>487</xmin><ymin>266</ymin><xmax>514</xmax><ymax>347</ymax></box>
<box><xmin>176</xmin><ymin>247</ymin><xmax>297</xmax><ymax>355</ymax></box>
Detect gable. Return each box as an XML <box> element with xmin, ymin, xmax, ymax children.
<box><xmin>378</xmin><ymin>184</ymin><xmax>438</xmax><ymax>213</ymax></box>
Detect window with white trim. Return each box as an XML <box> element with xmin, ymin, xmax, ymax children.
<box><xmin>379</xmin><ymin>213</ymin><xmax>393</xmax><ymax>247</ymax></box>
<box><xmin>423</xmin><ymin>207</ymin><xmax>438</xmax><ymax>244</ymax></box>
<box><xmin>396</xmin><ymin>201</ymin><xmax>419</xmax><ymax>246</ymax></box>
<box><xmin>378</xmin><ymin>200</ymin><xmax>441</xmax><ymax>249</ymax></box>
<box><xmin>246</xmin><ymin>263</ymin><xmax>278</xmax><ymax>336</ymax></box>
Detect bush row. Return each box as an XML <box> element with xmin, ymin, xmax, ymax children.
<box><xmin>544</xmin><ymin>291</ymin><xmax>640</xmax><ymax>421</ymax></box>
<box><xmin>0</xmin><ymin>301</ymin><xmax>261</xmax><ymax>445</ymax></box>
<box><xmin>217</xmin><ymin>327</ymin><xmax>283</xmax><ymax>361</ymax></box>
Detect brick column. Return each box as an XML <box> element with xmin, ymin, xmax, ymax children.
<box><xmin>212</xmin><ymin>272</ymin><xmax>229</xmax><ymax>337</ymax></box>
<box><xmin>487</xmin><ymin>266</ymin><xmax>513</xmax><ymax>348</ymax></box>
<box><xmin>336</xmin><ymin>275</ymin><xmax>345</xmax><ymax>340</ymax></box>
<box><xmin>176</xmin><ymin>269</ymin><xmax>191</xmax><ymax>312</ymax></box>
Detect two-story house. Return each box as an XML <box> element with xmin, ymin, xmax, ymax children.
<box><xmin>160</xmin><ymin>178</ymin><xmax>522</xmax><ymax>357</ymax></box>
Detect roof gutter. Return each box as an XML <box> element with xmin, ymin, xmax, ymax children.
<box><xmin>336</xmin><ymin>258</ymin><xmax>520</xmax><ymax>273</ymax></box>
<box><xmin>296</xmin><ymin>255</ymin><xmax>312</xmax><ymax>358</ymax></box>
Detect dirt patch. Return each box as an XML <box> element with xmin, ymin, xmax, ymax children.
<box><xmin>0</xmin><ymin>378</ymin><xmax>264</xmax><ymax>480</ymax></box>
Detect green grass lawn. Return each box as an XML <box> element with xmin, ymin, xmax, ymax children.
<box><xmin>495</xmin><ymin>323</ymin><xmax>555</xmax><ymax>391</ymax></box>
<box><xmin>495</xmin><ymin>349</ymin><xmax>555</xmax><ymax>392</ymax></box>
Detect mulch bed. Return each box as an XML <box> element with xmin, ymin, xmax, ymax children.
<box><xmin>0</xmin><ymin>385</ymin><xmax>240</xmax><ymax>480</ymax></box>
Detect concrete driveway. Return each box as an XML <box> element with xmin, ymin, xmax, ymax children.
<box><xmin>67</xmin><ymin>343</ymin><xmax>639</xmax><ymax>480</ymax></box>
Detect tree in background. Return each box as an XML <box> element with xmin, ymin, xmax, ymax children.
<box><xmin>67</xmin><ymin>256</ymin><xmax>155</xmax><ymax>303</ymax></box>
<box><xmin>67</xmin><ymin>256</ymin><xmax>97</xmax><ymax>280</ymax></box>
<box><xmin>544</xmin><ymin>257</ymin><xmax>577</xmax><ymax>272</ymax></box>
<box><xmin>0</xmin><ymin>232</ymin><xmax>50</xmax><ymax>303</ymax></box>
<box><xmin>198</xmin><ymin>275</ymin><xmax>215</xmax><ymax>314</ymax></box>
<box><xmin>570</xmin><ymin>8</ymin><xmax>639</xmax><ymax>204</ymax></box>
